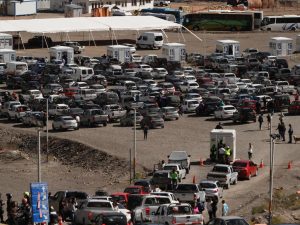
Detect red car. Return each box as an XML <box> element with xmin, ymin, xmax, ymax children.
<box><xmin>288</xmin><ymin>100</ymin><xmax>300</xmax><ymax>115</ymax></box>
<box><xmin>123</xmin><ymin>185</ymin><xmax>150</xmax><ymax>195</ymax></box>
<box><xmin>111</xmin><ymin>192</ymin><xmax>129</xmax><ymax>206</ymax></box>
<box><xmin>232</xmin><ymin>160</ymin><xmax>258</xmax><ymax>180</ymax></box>
<box><xmin>238</xmin><ymin>100</ymin><xmax>257</xmax><ymax>111</ymax></box>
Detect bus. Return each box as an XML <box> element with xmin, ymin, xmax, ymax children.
<box><xmin>182</xmin><ymin>12</ymin><xmax>254</xmax><ymax>31</ymax></box>
<box><xmin>140</xmin><ymin>8</ymin><xmax>182</xmax><ymax>23</ymax></box>
<box><xmin>260</xmin><ymin>15</ymin><xmax>300</xmax><ymax>31</ymax></box>
<box><xmin>208</xmin><ymin>10</ymin><xmax>263</xmax><ymax>28</ymax></box>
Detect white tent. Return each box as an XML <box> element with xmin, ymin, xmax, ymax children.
<box><xmin>0</xmin><ymin>16</ymin><xmax>182</xmax><ymax>34</ymax></box>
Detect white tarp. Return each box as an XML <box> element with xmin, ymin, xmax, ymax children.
<box><xmin>0</xmin><ymin>16</ymin><xmax>182</xmax><ymax>34</ymax></box>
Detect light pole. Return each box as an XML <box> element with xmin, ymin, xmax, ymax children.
<box><xmin>37</xmin><ymin>128</ymin><xmax>42</xmax><ymax>182</ymax></box>
<box><xmin>133</xmin><ymin>107</ymin><xmax>137</xmax><ymax>180</ymax></box>
<box><xmin>46</xmin><ymin>98</ymin><xmax>49</xmax><ymax>162</ymax></box>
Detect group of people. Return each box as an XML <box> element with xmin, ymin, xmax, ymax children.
<box><xmin>192</xmin><ymin>197</ymin><xmax>230</xmax><ymax>221</ymax></box>
<box><xmin>0</xmin><ymin>192</ymin><xmax>32</xmax><ymax>225</ymax></box>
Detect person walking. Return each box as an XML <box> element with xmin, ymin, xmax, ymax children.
<box><xmin>143</xmin><ymin>125</ymin><xmax>149</xmax><ymax>140</ymax></box>
<box><xmin>206</xmin><ymin>198</ymin><xmax>213</xmax><ymax>221</ymax></box>
<box><xmin>288</xmin><ymin>124</ymin><xmax>293</xmax><ymax>143</ymax></box>
<box><xmin>211</xmin><ymin>196</ymin><xmax>218</xmax><ymax>219</ymax></box>
<box><xmin>196</xmin><ymin>198</ymin><xmax>205</xmax><ymax>215</ymax></box>
<box><xmin>221</xmin><ymin>200</ymin><xmax>229</xmax><ymax>216</ymax></box>
<box><xmin>267</xmin><ymin>113</ymin><xmax>271</xmax><ymax>130</ymax></box>
<box><xmin>218</xmin><ymin>144</ymin><xmax>226</xmax><ymax>164</ymax></box>
<box><xmin>215</xmin><ymin>122</ymin><xmax>223</xmax><ymax>129</ymax></box>
<box><xmin>279</xmin><ymin>112</ymin><xmax>284</xmax><ymax>123</ymax></box>
<box><xmin>258</xmin><ymin>114</ymin><xmax>263</xmax><ymax>130</ymax></box>
<box><xmin>248</xmin><ymin>143</ymin><xmax>253</xmax><ymax>160</ymax></box>
<box><xmin>281</xmin><ymin>122</ymin><xmax>286</xmax><ymax>142</ymax></box>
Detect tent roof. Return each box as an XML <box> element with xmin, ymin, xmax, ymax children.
<box><xmin>0</xmin><ymin>16</ymin><xmax>181</xmax><ymax>34</ymax></box>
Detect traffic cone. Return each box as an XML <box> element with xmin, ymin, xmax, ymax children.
<box><xmin>288</xmin><ymin>161</ymin><xmax>292</xmax><ymax>170</ymax></box>
<box><xmin>192</xmin><ymin>175</ymin><xmax>196</xmax><ymax>184</ymax></box>
<box><xmin>259</xmin><ymin>159</ymin><xmax>264</xmax><ymax>168</ymax></box>
<box><xmin>200</xmin><ymin>158</ymin><xmax>204</xmax><ymax>166</ymax></box>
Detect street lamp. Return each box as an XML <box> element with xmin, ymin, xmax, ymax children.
<box><xmin>131</xmin><ymin>103</ymin><xmax>139</xmax><ymax>180</ymax></box>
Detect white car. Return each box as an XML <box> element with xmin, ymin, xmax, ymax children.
<box><xmin>8</xmin><ymin>104</ymin><xmax>31</xmax><ymax>121</ymax></box>
<box><xmin>182</xmin><ymin>99</ymin><xmax>199</xmax><ymax>113</ymax></box>
<box><xmin>182</xmin><ymin>75</ymin><xmax>197</xmax><ymax>83</ymax></box>
<box><xmin>184</xmin><ymin>93</ymin><xmax>202</xmax><ymax>103</ymax></box>
<box><xmin>153</xmin><ymin>68</ymin><xmax>168</xmax><ymax>79</ymax></box>
<box><xmin>131</xmin><ymin>54</ymin><xmax>142</xmax><ymax>63</ymax></box>
<box><xmin>214</xmin><ymin>105</ymin><xmax>237</xmax><ymax>119</ymax></box>
<box><xmin>48</xmin><ymin>104</ymin><xmax>70</xmax><ymax>117</ymax></box>
<box><xmin>123</xmin><ymin>43</ymin><xmax>136</xmax><ymax>53</ymax></box>
<box><xmin>180</xmin><ymin>81</ymin><xmax>199</xmax><ymax>92</ymax></box>
<box><xmin>52</xmin><ymin>116</ymin><xmax>79</xmax><ymax>131</ymax></box>
<box><xmin>199</xmin><ymin>180</ymin><xmax>224</xmax><ymax>199</ymax></box>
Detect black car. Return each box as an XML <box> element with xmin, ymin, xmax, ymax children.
<box><xmin>208</xmin><ymin>216</ymin><xmax>249</xmax><ymax>225</ymax></box>
<box><xmin>20</xmin><ymin>71</ymin><xmax>40</xmax><ymax>82</ymax></box>
<box><xmin>196</xmin><ymin>97</ymin><xmax>224</xmax><ymax>116</ymax></box>
<box><xmin>20</xmin><ymin>81</ymin><xmax>41</xmax><ymax>92</ymax></box>
<box><xmin>40</xmin><ymin>74</ymin><xmax>60</xmax><ymax>86</ymax></box>
<box><xmin>6</xmin><ymin>76</ymin><xmax>24</xmax><ymax>89</ymax></box>
<box><xmin>27</xmin><ymin>35</ymin><xmax>53</xmax><ymax>48</ymax></box>
<box><xmin>233</xmin><ymin>108</ymin><xmax>256</xmax><ymax>123</ymax></box>
<box><xmin>93</xmin><ymin>212</ymin><xmax>127</xmax><ymax>225</ymax></box>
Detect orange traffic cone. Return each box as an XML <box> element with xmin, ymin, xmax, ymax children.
<box><xmin>192</xmin><ymin>175</ymin><xmax>196</xmax><ymax>184</ymax></box>
<box><xmin>200</xmin><ymin>158</ymin><xmax>204</xmax><ymax>166</ymax></box>
<box><xmin>259</xmin><ymin>159</ymin><xmax>264</xmax><ymax>168</ymax></box>
<box><xmin>288</xmin><ymin>161</ymin><xmax>292</xmax><ymax>170</ymax></box>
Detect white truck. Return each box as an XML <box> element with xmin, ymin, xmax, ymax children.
<box><xmin>274</xmin><ymin>81</ymin><xmax>295</xmax><ymax>94</ymax></box>
<box><xmin>168</xmin><ymin>151</ymin><xmax>191</xmax><ymax>174</ymax></box>
<box><xmin>151</xmin><ymin>203</ymin><xmax>204</xmax><ymax>225</ymax></box>
<box><xmin>8</xmin><ymin>104</ymin><xmax>30</xmax><ymax>121</ymax></box>
<box><xmin>207</xmin><ymin>164</ymin><xmax>238</xmax><ymax>189</ymax></box>
<box><xmin>132</xmin><ymin>195</ymin><xmax>171</xmax><ymax>224</ymax></box>
<box><xmin>173</xmin><ymin>184</ymin><xmax>206</xmax><ymax>205</ymax></box>
<box><xmin>102</xmin><ymin>104</ymin><xmax>127</xmax><ymax>122</ymax></box>
<box><xmin>163</xmin><ymin>163</ymin><xmax>186</xmax><ymax>182</ymax></box>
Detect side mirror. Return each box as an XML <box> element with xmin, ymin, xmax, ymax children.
<box><xmin>188</xmin><ymin>155</ymin><xmax>191</xmax><ymax>157</ymax></box>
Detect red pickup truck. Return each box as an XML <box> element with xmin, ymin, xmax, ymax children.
<box><xmin>123</xmin><ymin>185</ymin><xmax>150</xmax><ymax>195</ymax></box>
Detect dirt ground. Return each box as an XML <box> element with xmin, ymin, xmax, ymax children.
<box><xmin>0</xmin><ymin>3</ymin><xmax>300</xmax><ymax>224</ymax></box>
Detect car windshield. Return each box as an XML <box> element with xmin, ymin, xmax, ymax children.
<box><xmin>176</xmin><ymin>184</ymin><xmax>197</xmax><ymax>191</ymax></box>
<box><xmin>212</xmin><ymin>166</ymin><xmax>228</xmax><ymax>173</ymax></box>
<box><xmin>62</xmin><ymin>117</ymin><xmax>74</xmax><ymax>121</ymax></box>
<box><xmin>124</xmin><ymin>188</ymin><xmax>140</xmax><ymax>194</ymax></box>
<box><xmin>86</xmin><ymin>202</ymin><xmax>112</xmax><ymax>208</ymax></box>
<box><xmin>200</xmin><ymin>182</ymin><xmax>216</xmax><ymax>188</ymax></box>
<box><xmin>224</xmin><ymin>107</ymin><xmax>235</xmax><ymax>111</ymax></box>
<box><xmin>225</xmin><ymin>219</ymin><xmax>249</xmax><ymax>225</ymax></box>
<box><xmin>163</xmin><ymin>166</ymin><xmax>176</xmax><ymax>170</ymax></box>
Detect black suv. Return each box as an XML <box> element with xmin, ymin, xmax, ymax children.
<box><xmin>233</xmin><ymin>108</ymin><xmax>256</xmax><ymax>123</ymax></box>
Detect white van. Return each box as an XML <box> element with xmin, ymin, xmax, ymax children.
<box><xmin>72</xmin><ymin>66</ymin><xmax>94</xmax><ymax>81</ymax></box>
<box><xmin>5</xmin><ymin>61</ymin><xmax>28</xmax><ymax>76</ymax></box>
<box><xmin>136</xmin><ymin>32</ymin><xmax>163</xmax><ymax>50</ymax></box>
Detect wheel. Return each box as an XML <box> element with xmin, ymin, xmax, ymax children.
<box><xmin>291</xmin><ymin>27</ymin><xmax>297</xmax><ymax>31</ymax></box>
<box><xmin>103</xmin><ymin>122</ymin><xmax>107</xmax><ymax>127</ymax></box>
<box><xmin>247</xmin><ymin>174</ymin><xmax>251</xmax><ymax>180</ymax></box>
<box><xmin>230</xmin><ymin>27</ymin><xmax>237</xmax><ymax>32</ymax></box>
<box><xmin>52</xmin><ymin>125</ymin><xmax>56</xmax><ymax>131</ymax></box>
<box><xmin>193</xmin><ymin>26</ymin><xmax>200</xmax><ymax>31</ymax></box>
<box><xmin>186</xmin><ymin>168</ymin><xmax>189</xmax><ymax>174</ymax></box>
<box><xmin>88</xmin><ymin>120</ymin><xmax>92</xmax><ymax>127</ymax></box>
<box><xmin>59</xmin><ymin>126</ymin><xmax>63</xmax><ymax>131</ymax></box>
<box><xmin>267</xmin><ymin>28</ymin><xmax>271</xmax><ymax>31</ymax></box>
<box><xmin>233</xmin><ymin>179</ymin><xmax>238</xmax><ymax>185</ymax></box>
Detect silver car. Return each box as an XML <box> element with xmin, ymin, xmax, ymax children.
<box><xmin>199</xmin><ymin>180</ymin><xmax>223</xmax><ymax>199</ymax></box>
<box><xmin>52</xmin><ymin>116</ymin><xmax>79</xmax><ymax>131</ymax></box>
<box><xmin>161</xmin><ymin>107</ymin><xmax>179</xmax><ymax>121</ymax></box>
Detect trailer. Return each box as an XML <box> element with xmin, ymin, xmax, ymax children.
<box><xmin>0</xmin><ymin>49</ymin><xmax>16</xmax><ymax>63</ymax></box>
<box><xmin>161</xmin><ymin>43</ymin><xmax>186</xmax><ymax>62</ymax></box>
<box><xmin>49</xmin><ymin>46</ymin><xmax>74</xmax><ymax>64</ymax></box>
<box><xmin>210</xmin><ymin>129</ymin><xmax>236</xmax><ymax>162</ymax></box>
<box><xmin>216</xmin><ymin>40</ymin><xmax>240</xmax><ymax>57</ymax></box>
<box><xmin>107</xmin><ymin>45</ymin><xmax>131</xmax><ymax>63</ymax></box>
<box><xmin>270</xmin><ymin>37</ymin><xmax>293</xmax><ymax>56</ymax></box>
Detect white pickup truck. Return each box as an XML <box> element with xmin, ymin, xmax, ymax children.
<box><xmin>151</xmin><ymin>203</ymin><xmax>204</xmax><ymax>225</ymax></box>
<box><xmin>163</xmin><ymin>163</ymin><xmax>186</xmax><ymax>182</ymax></box>
<box><xmin>274</xmin><ymin>81</ymin><xmax>295</xmax><ymax>94</ymax></box>
<box><xmin>168</xmin><ymin>151</ymin><xmax>191</xmax><ymax>174</ymax></box>
<box><xmin>207</xmin><ymin>164</ymin><xmax>238</xmax><ymax>189</ymax></box>
<box><xmin>8</xmin><ymin>104</ymin><xmax>30</xmax><ymax>121</ymax></box>
<box><xmin>102</xmin><ymin>104</ymin><xmax>127</xmax><ymax>122</ymax></box>
<box><xmin>132</xmin><ymin>195</ymin><xmax>171</xmax><ymax>224</ymax></box>
<box><xmin>173</xmin><ymin>184</ymin><xmax>206</xmax><ymax>205</ymax></box>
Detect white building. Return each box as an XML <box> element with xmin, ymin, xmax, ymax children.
<box><xmin>1</xmin><ymin>0</ymin><xmax>37</xmax><ymax>15</ymax></box>
<box><xmin>50</xmin><ymin>0</ymin><xmax>153</xmax><ymax>13</ymax></box>
<box><xmin>269</xmin><ymin>37</ymin><xmax>293</xmax><ymax>56</ymax></box>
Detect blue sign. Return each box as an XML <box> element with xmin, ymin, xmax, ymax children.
<box><xmin>30</xmin><ymin>182</ymin><xmax>49</xmax><ymax>223</ymax></box>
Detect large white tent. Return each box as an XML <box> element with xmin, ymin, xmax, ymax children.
<box><xmin>0</xmin><ymin>16</ymin><xmax>182</xmax><ymax>33</ymax></box>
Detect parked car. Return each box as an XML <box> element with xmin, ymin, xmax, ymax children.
<box><xmin>52</xmin><ymin>115</ymin><xmax>79</xmax><ymax>131</ymax></box>
<box><xmin>288</xmin><ymin>100</ymin><xmax>300</xmax><ymax>115</ymax></box>
<box><xmin>161</xmin><ymin>106</ymin><xmax>179</xmax><ymax>120</ymax></box>
<box><xmin>199</xmin><ymin>180</ymin><xmax>223</xmax><ymax>199</ymax></box>
<box><xmin>80</xmin><ymin>109</ymin><xmax>108</xmax><ymax>127</ymax></box>
<box><xmin>120</xmin><ymin>111</ymin><xmax>143</xmax><ymax>126</ymax></box>
<box><xmin>93</xmin><ymin>212</ymin><xmax>127</xmax><ymax>225</ymax></box>
<box><xmin>214</xmin><ymin>105</ymin><xmax>237</xmax><ymax>119</ymax></box>
<box><xmin>168</xmin><ymin>151</ymin><xmax>191</xmax><ymax>174</ymax></box>
<box><xmin>232</xmin><ymin>159</ymin><xmax>258</xmax><ymax>180</ymax></box>
<box><xmin>21</xmin><ymin>111</ymin><xmax>45</xmax><ymax>127</ymax></box>
<box><xmin>27</xmin><ymin>35</ymin><xmax>53</xmax><ymax>48</ymax></box>
<box><xmin>163</xmin><ymin>163</ymin><xmax>186</xmax><ymax>181</ymax></box>
<box><xmin>140</xmin><ymin>115</ymin><xmax>164</xmax><ymax>129</ymax></box>
<box><xmin>232</xmin><ymin>108</ymin><xmax>256</xmax><ymax>123</ymax></box>
<box><xmin>207</xmin><ymin>216</ymin><xmax>250</xmax><ymax>225</ymax></box>
<box><xmin>207</xmin><ymin>164</ymin><xmax>238</xmax><ymax>189</ymax></box>
<box><xmin>62</xmin><ymin>41</ymin><xmax>85</xmax><ymax>54</ymax></box>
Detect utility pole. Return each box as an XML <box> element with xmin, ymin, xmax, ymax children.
<box><xmin>37</xmin><ymin>128</ymin><xmax>42</xmax><ymax>182</ymax></box>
